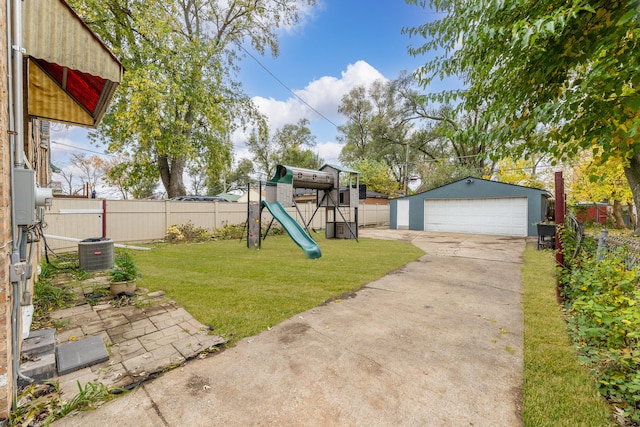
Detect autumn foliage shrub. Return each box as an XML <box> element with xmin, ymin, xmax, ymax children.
<box><xmin>165</xmin><ymin>222</ymin><xmax>211</xmax><ymax>243</ymax></box>
<box><xmin>561</xmin><ymin>234</ymin><xmax>640</xmax><ymax>423</ymax></box>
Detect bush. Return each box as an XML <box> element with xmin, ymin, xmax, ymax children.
<box><xmin>561</xmin><ymin>245</ymin><xmax>640</xmax><ymax>423</ymax></box>
<box><xmin>210</xmin><ymin>223</ymin><xmax>284</xmax><ymax>241</ymax></box>
<box><xmin>165</xmin><ymin>222</ymin><xmax>212</xmax><ymax>243</ymax></box>
<box><xmin>212</xmin><ymin>223</ymin><xmax>244</xmax><ymax>240</ymax></box>
<box><xmin>165</xmin><ymin>222</ymin><xmax>285</xmax><ymax>243</ymax></box>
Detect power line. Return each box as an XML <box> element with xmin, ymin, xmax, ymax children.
<box><xmin>238</xmin><ymin>44</ymin><xmax>340</xmax><ymax>129</ymax></box>
<box><xmin>51</xmin><ymin>140</ymin><xmax>116</xmax><ymax>158</ymax></box>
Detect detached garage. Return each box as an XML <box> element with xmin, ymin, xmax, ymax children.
<box><xmin>390</xmin><ymin>177</ymin><xmax>550</xmax><ymax>237</ymax></box>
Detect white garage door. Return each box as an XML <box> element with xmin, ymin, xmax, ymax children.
<box><xmin>396</xmin><ymin>200</ymin><xmax>410</xmax><ymax>229</ymax></box>
<box><xmin>424</xmin><ymin>198</ymin><xmax>528</xmax><ymax>236</ymax></box>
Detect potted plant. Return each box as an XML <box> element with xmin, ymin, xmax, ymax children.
<box><xmin>108</xmin><ymin>250</ymin><xmax>138</xmax><ymax>295</ymax></box>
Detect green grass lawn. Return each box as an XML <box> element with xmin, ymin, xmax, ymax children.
<box><xmin>132</xmin><ymin>235</ymin><xmax>424</xmax><ymax>343</ymax></box>
<box><xmin>522</xmin><ymin>243</ymin><xmax>615</xmax><ymax>427</ymax></box>
<box><xmin>131</xmin><ymin>236</ymin><xmax>615</xmax><ymax>425</ymax></box>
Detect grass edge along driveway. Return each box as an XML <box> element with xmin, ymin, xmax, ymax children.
<box><xmin>134</xmin><ymin>236</ymin><xmax>615</xmax><ymax>426</ymax></box>
<box><xmin>133</xmin><ymin>235</ymin><xmax>424</xmax><ymax>344</ymax></box>
<box><xmin>522</xmin><ymin>243</ymin><xmax>616</xmax><ymax>427</ymax></box>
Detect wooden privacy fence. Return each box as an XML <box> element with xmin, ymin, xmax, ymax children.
<box><xmin>43</xmin><ymin>198</ymin><xmax>390</xmax><ymax>251</ymax></box>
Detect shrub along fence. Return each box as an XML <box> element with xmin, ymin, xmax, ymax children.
<box><xmin>42</xmin><ymin>198</ymin><xmax>390</xmax><ymax>251</ymax></box>
<box><xmin>560</xmin><ymin>225</ymin><xmax>640</xmax><ymax>424</ymax></box>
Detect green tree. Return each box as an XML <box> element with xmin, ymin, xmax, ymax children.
<box><xmin>276</xmin><ymin>119</ymin><xmax>323</xmax><ymax>170</ymax></box>
<box><xmin>338</xmin><ymin>73</ymin><xmax>496</xmax><ymax>192</ymax></box>
<box><xmin>103</xmin><ymin>157</ymin><xmax>158</xmax><ymax>199</ymax></box>
<box><xmin>494</xmin><ymin>157</ymin><xmax>549</xmax><ymax>190</ymax></box>
<box><xmin>350</xmin><ymin>159</ymin><xmax>400</xmax><ymax>196</ymax></box>
<box><xmin>69</xmin><ymin>0</ymin><xmax>315</xmax><ymax>198</ymax></box>
<box><xmin>224</xmin><ymin>158</ymin><xmax>255</xmax><ymax>192</ymax></box>
<box><xmin>405</xmin><ymin>0</ymin><xmax>640</xmax><ymax>233</ymax></box>
<box><xmin>570</xmin><ymin>154</ymin><xmax>635</xmax><ymax>229</ymax></box>
<box><xmin>416</xmin><ymin>162</ymin><xmax>483</xmax><ymax>192</ymax></box>
<box><xmin>338</xmin><ymin>79</ymin><xmax>412</xmax><ymax>185</ymax></box>
<box><xmin>202</xmin><ymin>158</ymin><xmax>254</xmax><ymax>194</ymax></box>
<box><xmin>247</xmin><ymin>118</ymin><xmax>322</xmax><ymax>180</ymax></box>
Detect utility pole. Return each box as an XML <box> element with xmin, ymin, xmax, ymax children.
<box><xmin>403</xmin><ymin>142</ymin><xmax>410</xmax><ymax>196</ymax></box>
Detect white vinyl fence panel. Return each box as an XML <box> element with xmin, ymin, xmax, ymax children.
<box><xmin>44</xmin><ymin>199</ymin><xmax>389</xmax><ymax>251</ymax></box>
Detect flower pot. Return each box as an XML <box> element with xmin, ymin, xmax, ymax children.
<box><xmin>110</xmin><ymin>281</ymin><xmax>137</xmax><ymax>295</ymax></box>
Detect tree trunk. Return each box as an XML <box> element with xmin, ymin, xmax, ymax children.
<box><xmin>624</xmin><ymin>154</ymin><xmax>640</xmax><ymax>236</ymax></box>
<box><xmin>628</xmin><ymin>203</ymin><xmax>637</xmax><ymax>230</ymax></box>
<box><xmin>612</xmin><ymin>200</ymin><xmax>626</xmax><ymax>229</ymax></box>
<box><xmin>158</xmin><ymin>155</ymin><xmax>187</xmax><ymax>198</ymax></box>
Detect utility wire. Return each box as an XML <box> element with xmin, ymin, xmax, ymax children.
<box><xmin>238</xmin><ymin>44</ymin><xmax>340</xmax><ymax>129</ymax></box>
<box><xmin>51</xmin><ymin>140</ymin><xmax>116</xmax><ymax>158</ymax></box>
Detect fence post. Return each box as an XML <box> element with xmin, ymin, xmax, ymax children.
<box><xmin>165</xmin><ymin>200</ymin><xmax>170</xmax><ymax>234</ymax></box>
<box><xmin>596</xmin><ymin>228</ymin><xmax>608</xmax><ymax>262</ymax></box>
<box><xmin>213</xmin><ymin>202</ymin><xmax>218</xmax><ymax>229</ymax></box>
<box><xmin>555</xmin><ymin>171</ymin><xmax>566</xmax><ymax>266</ymax></box>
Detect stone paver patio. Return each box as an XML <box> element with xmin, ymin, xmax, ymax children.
<box><xmin>48</xmin><ymin>298</ymin><xmax>225</xmax><ymax>398</ymax></box>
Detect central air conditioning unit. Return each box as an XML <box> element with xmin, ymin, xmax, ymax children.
<box><xmin>78</xmin><ymin>238</ymin><xmax>114</xmax><ymax>271</ymax></box>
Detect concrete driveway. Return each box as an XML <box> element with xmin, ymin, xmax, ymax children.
<box><xmin>54</xmin><ymin>230</ymin><xmax>525</xmax><ymax>427</ymax></box>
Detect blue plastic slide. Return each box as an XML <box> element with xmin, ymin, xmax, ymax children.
<box><xmin>262</xmin><ymin>200</ymin><xmax>321</xmax><ymax>259</ymax></box>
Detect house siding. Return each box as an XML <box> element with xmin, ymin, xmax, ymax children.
<box><xmin>391</xmin><ymin>178</ymin><xmax>549</xmax><ymax>237</ymax></box>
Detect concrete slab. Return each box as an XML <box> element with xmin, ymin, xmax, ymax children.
<box><xmin>52</xmin><ymin>231</ymin><xmax>525</xmax><ymax>427</ymax></box>
<box><xmin>22</xmin><ymin>328</ymin><xmax>56</xmax><ymax>357</ymax></box>
<box><xmin>52</xmin><ymin>386</ymin><xmax>167</xmax><ymax>427</ymax></box>
<box><xmin>20</xmin><ymin>353</ymin><xmax>56</xmax><ymax>381</ymax></box>
<box><xmin>56</xmin><ymin>336</ymin><xmax>110</xmax><ymax>376</ymax></box>
<box><xmin>57</xmin><ymin>367</ymin><xmax>99</xmax><ymax>398</ymax></box>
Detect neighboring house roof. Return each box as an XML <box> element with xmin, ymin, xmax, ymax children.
<box><xmin>319</xmin><ymin>164</ymin><xmax>359</xmax><ymax>174</ymax></box>
<box><xmin>366</xmin><ymin>191</ymin><xmax>389</xmax><ymax>199</ymax></box>
<box><xmin>237</xmin><ymin>188</ymin><xmax>264</xmax><ymax>203</ymax></box>
<box><xmin>217</xmin><ymin>192</ymin><xmax>241</xmax><ymax>202</ymax></box>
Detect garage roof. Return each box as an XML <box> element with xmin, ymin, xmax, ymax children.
<box><xmin>23</xmin><ymin>0</ymin><xmax>123</xmax><ymax>128</ymax></box>
<box><xmin>406</xmin><ymin>177</ymin><xmax>550</xmax><ymax>200</ymax></box>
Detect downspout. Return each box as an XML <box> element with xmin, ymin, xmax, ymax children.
<box><xmin>7</xmin><ymin>0</ymin><xmax>34</xmax><ymax>403</ymax></box>
<box><xmin>10</xmin><ymin>0</ymin><xmax>24</xmax><ymax>168</ymax></box>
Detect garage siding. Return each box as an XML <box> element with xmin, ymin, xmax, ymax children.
<box><xmin>424</xmin><ymin>197</ymin><xmax>528</xmax><ymax>237</ymax></box>
<box><xmin>390</xmin><ymin>177</ymin><xmax>549</xmax><ymax>236</ymax></box>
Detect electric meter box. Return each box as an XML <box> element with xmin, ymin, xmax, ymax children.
<box><xmin>14</xmin><ymin>168</ymin><xmax>36</xmax><ymax>226</ymax></box>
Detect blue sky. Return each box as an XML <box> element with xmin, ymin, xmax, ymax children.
<box><xmin>234</xmin><ymin>0</ymin><xmax>443</xmax><ymax>166</ymax></box>
<box><xmin>51</xmin><ymin>1</ymin><xmax>446</xmax><ymax>188</ymax></box>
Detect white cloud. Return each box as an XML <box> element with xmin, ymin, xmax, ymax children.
<box><xmin>254</xmin><ymin>60</ymin><xmax>386</xmax><ymax>127</ymax></box>
<box><xmin>234</xmin><ymin>60</ymin><xmax>387</xmax><ymax>165</ymax></box>
<box><xmin>316</xmin><ymin>141</ymin><xmax>342</xmax><ymax>165</ymax></box>
<box><xmin>294</xmin><ymin>61</ymin><xmax>386</xmax><ymax>119</ymax></box>
<box><xmin>278</xmin><ymin>0</ymin><xmax>326</xmax><ymax>35</ymax></box>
